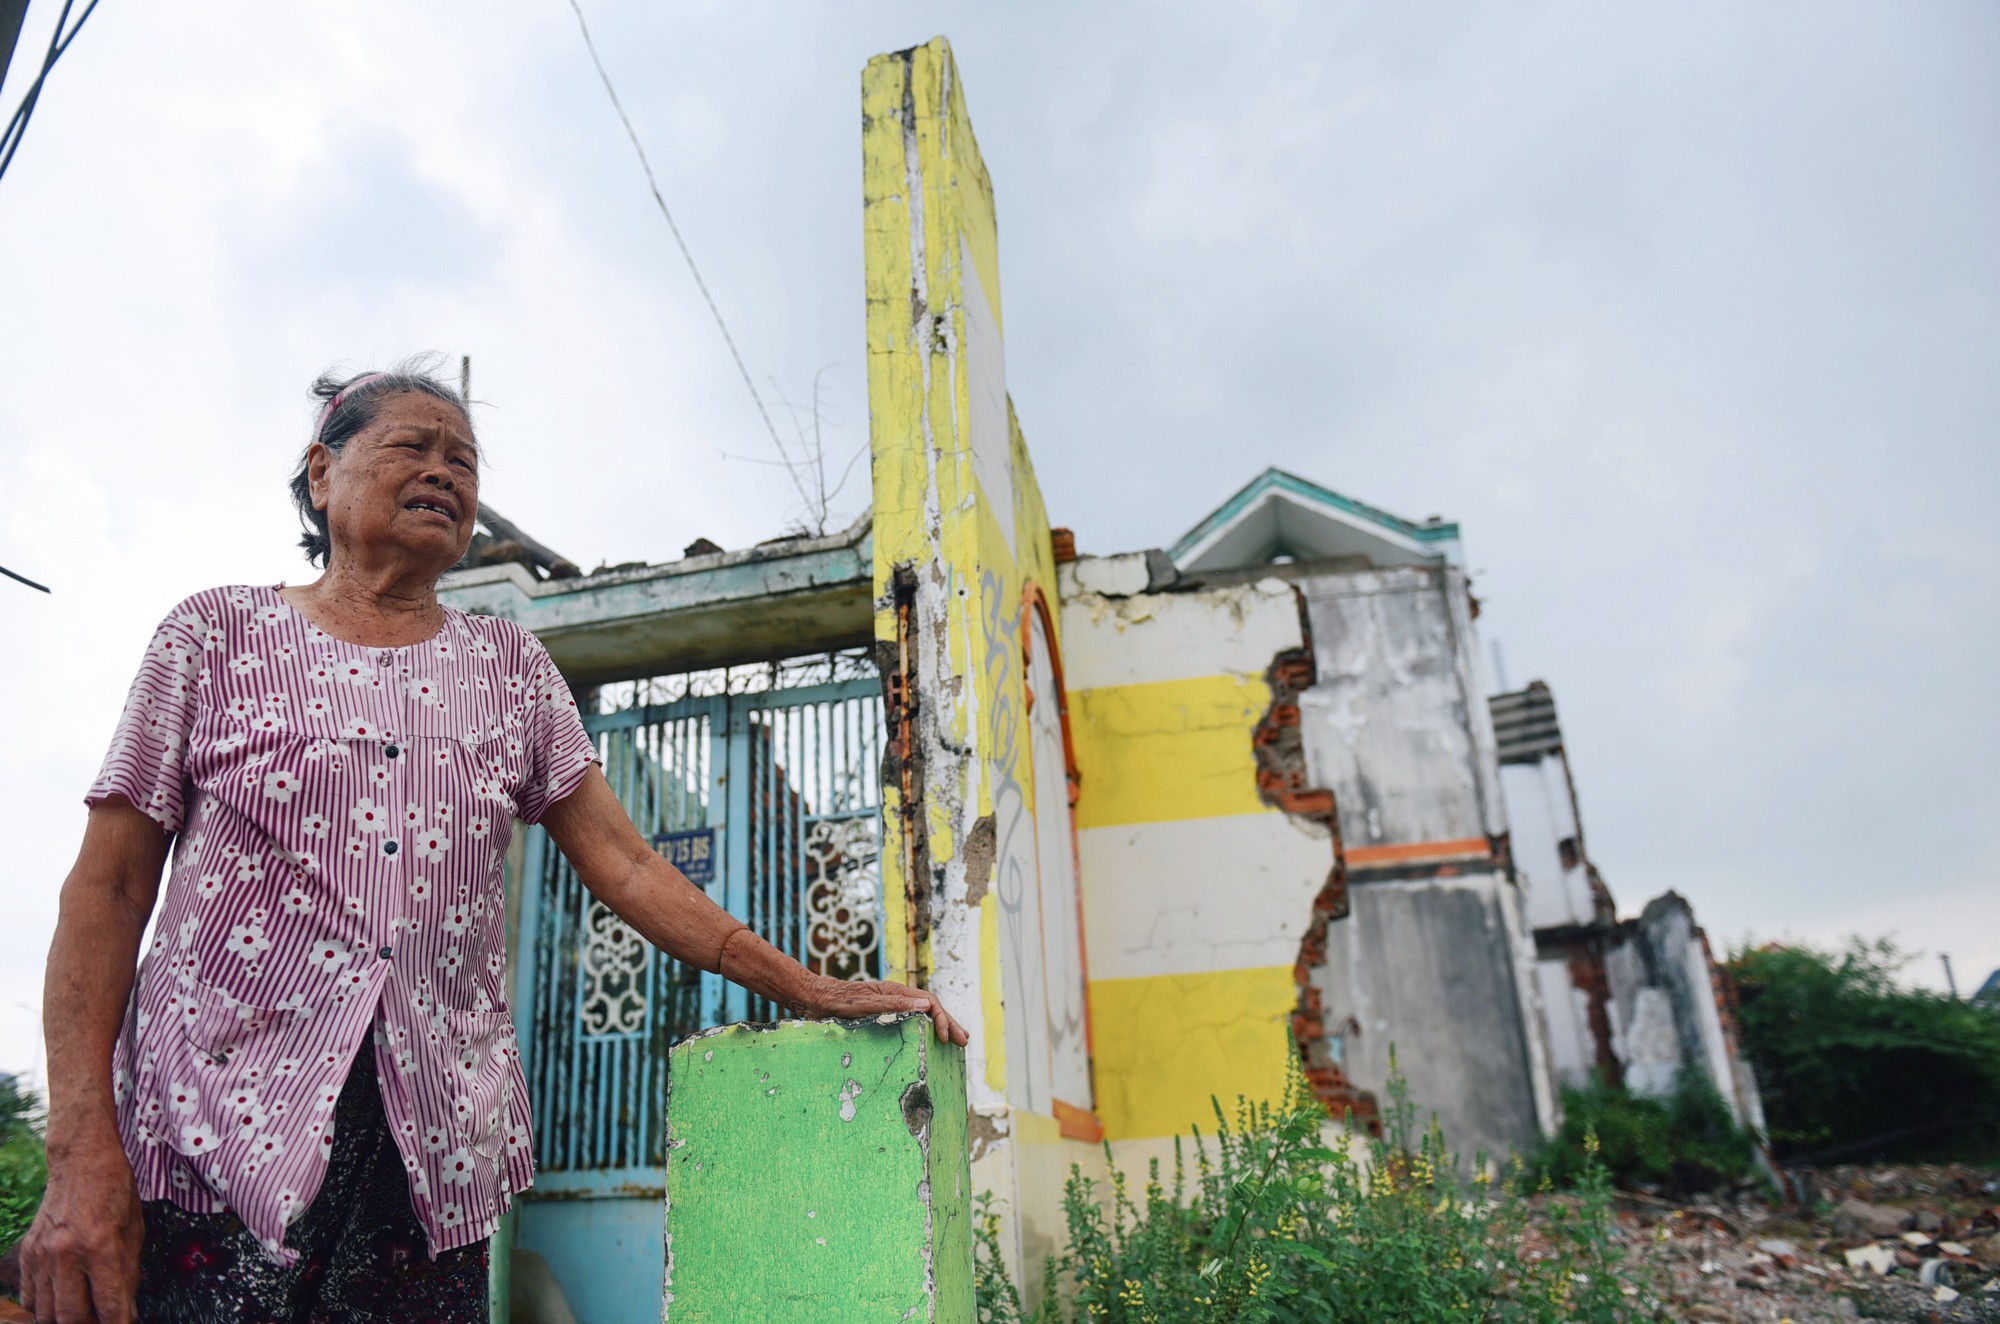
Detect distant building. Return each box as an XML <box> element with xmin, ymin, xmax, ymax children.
<box><xmin>1494</xmin><ymin>682</ymin><xmax>1766</xmax><ymax>1134</ymax></box>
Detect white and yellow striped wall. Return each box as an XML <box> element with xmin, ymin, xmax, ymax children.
<box><xmin>1058</xmin><ymin>571</ymin><xmax>1338</xmax><ymax>1152</ymax></box>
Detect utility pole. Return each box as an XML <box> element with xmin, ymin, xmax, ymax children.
<box><xmin>1941</xmin><ymin>953</ymin><xmax>1958</xmax><ymax>999</ymax></box>
<box><xmin>0</xmin><ymin>0</ymin><xmax>29</xmax><ymax>96</ymax></box>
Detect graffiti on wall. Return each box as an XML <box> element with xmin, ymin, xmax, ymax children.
<box><xmin>983</xmin><ymin>566</ymin><xmax>1046</xmax><ymax>1114</ymax></box>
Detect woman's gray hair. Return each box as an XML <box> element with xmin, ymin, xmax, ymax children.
<box><xmin>289</xmin><ymin>356</ymin><xmax>477</xmax><ymax>567</ymax></box>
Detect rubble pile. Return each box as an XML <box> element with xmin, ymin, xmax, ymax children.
<box><xmin>1574</xmin><ymin>1164</ymin><xmax>2000</xmax><ymax>1322</ymax></box>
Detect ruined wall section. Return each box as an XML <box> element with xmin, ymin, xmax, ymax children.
<box><xmin>1606</xmin><ymin>894</ymin><xmax>1768</xmax><ymax>1134</ymax></box>
<box><xmin>1501</xmin><ymin>754</ymin><xmax>1602</xmax><ymax>933</ymax></box>
<box><xmin>864</xmin><ymin>35</ymin><xmax>1074</xmax><ymax>1103</ymax></box>
<box><xmin>862</xmin><ymin>38</ymin><xmax>1087</xmax><ymax>1288</ymax></box>
<box><xmin>1250</xmin><ymin>593</ymin><xmax>1379</xmax><ymax>1130</ymax></box>
<box><xmin>1059</xmin><ymin>569</ymin><xmax>1342</xmax><ymax>1144</ymax></box>
<box><xmin>1294</xmin><ymin>562</ymin><xmax>1563</xmax><ymax>1155</ymax></box>
<box><xmin>1296</xmin><ymin>565</ymin><xmax>1505</xmax><ymax>866</ymax></box>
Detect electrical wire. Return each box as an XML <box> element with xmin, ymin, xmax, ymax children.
<box><xmin>561</xmin><ymin>0</ymin><xmax>810</xmax><ymax>510</ymax></box>
<box><xmin>0</xmin><ymin>0</ymin><xmax>101</xmax><ymax>188</ymax></box>
<box><xmin>0</xmin><ymin>562</ymin><xmax>51</xmax><ymax>592</ymax></box>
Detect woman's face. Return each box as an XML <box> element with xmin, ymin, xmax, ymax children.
<box><xmin>308</xmin><ymin>391</ymin><xmax>480</xmax><ymax>577</ymax></box>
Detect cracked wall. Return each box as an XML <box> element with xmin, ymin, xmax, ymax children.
<box><xmin>862</xmin><ymin>37</ymin><xmax>1094</xmax><ymax>1294</ymax></box>
<box><xmin>1252</xmin><ymin>595</ymin><xmax>1380</xmax><ymax>1131</ymax></box>
<box><xmin>1292</xmin><ymin>561</ymin><xmax>1563</xmax><ymax>1158</ymax></box>
<box><xmin>1058</xmin><ymin>572</ymin><xmax>1345</xmax><ymax>1143</ymax></box>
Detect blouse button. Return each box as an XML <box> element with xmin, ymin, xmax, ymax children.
<box><xmin>382</xmin><ymin>840</ymin><xmax>400</xmax><ymax>856</ymax></box>
<box><xmin>385</xmin><ymin>745</ymin><xmax>400</xmax><ymax>759</ymax></box>
<box><xmin>378</xmin><ymin>945</ymin><xmax>394</xmax><ymax>960</ymax></box>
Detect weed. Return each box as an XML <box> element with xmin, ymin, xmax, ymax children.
<box><xmin>975</xmin><ymin>1060</ymin><xmax>1660</xmax><ymax>1323</ymax></box>
<box><xmin>1529</xmin><ymin>1074</ymin><xmax>1756</xmax><ymax>1197</ymax></box>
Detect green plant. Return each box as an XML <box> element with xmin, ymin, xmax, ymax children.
<box><xmin>975</xmin><ymin>1060</ymin><xmax>1659</xmax><ymax>1323</ymax></box>
<box><xmin>1529</xmin><ymin>1073</ymin><xmax>1756</xmax><ymax>1196</ymax></box>
<box><xmin>0</xmin><ymin>1073</ymin><xmax>47</xmax><ymax>1253</ymax></box>
<box><xmin>1729</xmin><ymin>939</ymin><xmax>2000</xmax><ymax>1162</ymax></box>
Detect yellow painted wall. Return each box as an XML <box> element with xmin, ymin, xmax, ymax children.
<box><xmin>1088</xmin><ymin>965</ymin><xmax>1300</xmax><ymax>1140</ymax></box>
<box><xmin>1061</xmin><ymin>577</ymin><xmax>1334</xmax><ymax>1142</ymax></box>
<box><xmin>864</xmin><ymin>38</ymin><xmax>1046</xmax><ymax>1019</ymax></box>
<box><xmin>1068</xmin><ymin>675</ymin><xmax>1273</xmax><ymax>830</ymax></box>
<box><xmin>862</xmin><ymin>36</ymin><xmax>1089</xmax><ymax>1292</ymax></box>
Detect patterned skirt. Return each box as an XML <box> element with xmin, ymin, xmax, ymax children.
<box><xmin>138</xmin><ymin>1050</ymin><xmax>489</xmax><ymax>1323</ymax></box>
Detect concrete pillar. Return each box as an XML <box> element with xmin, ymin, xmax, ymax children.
<box><xmin>662</xmin><ymin>1014</ymin><xmax>972</xmax><ymax>1322</ymax></box>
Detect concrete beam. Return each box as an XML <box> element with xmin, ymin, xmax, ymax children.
<box><xmin>436</xmin><ymin>520</ymin><xmax>874</xmax><ymax>684</ymax></box>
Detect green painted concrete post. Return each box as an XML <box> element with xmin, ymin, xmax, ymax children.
<box><xmin>662</xmin><ymin>1014</ymin><xmax>973</xmax><ymax>1322</ymax></box>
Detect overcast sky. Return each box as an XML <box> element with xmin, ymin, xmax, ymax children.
<box><xmin>1</xmin><ymin>1</ymin><xmax>1995</xmax><ymax>1078</ymax></box>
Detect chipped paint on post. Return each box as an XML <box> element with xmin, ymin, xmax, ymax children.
<box><xmin>661</xmin><ymin>1015</ymin><xmax>971</xmax><ymax>1321</ymax></box>
<box><xmin>863</xmin><ymin>36</ymin><xmax>1097</xmax><ymax>1291</ymax></box>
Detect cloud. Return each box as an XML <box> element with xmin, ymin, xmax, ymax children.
<box><xmin>0</xmin><ymin>0</ymin><xmax>1995</xmax><ymax>1079</ymax></box>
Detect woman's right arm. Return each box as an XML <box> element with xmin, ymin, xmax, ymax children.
<box><xmin>19</xmin><ymin>799</ymin><xmax>170</xmax><ymax>1324</ymax></box>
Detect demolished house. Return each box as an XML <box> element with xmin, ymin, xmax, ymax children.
<box><xmin>1496</xmin><ymin>682</ymin><xmax>1767</xmax><ymax>1131</ymax></box>
<box><xmin>435</xmin><ymin>37</ymin><xmax>1762</xmax><ymax>1319</ymax></box>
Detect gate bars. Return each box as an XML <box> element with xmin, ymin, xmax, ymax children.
<box><xmin>513</xmin><ymin>674</ymin><xmax>886</xmax><ymax>1188</ymax></box>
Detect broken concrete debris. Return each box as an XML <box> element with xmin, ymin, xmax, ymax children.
<box><xmin>1622</xmin><ymin>1163</ymin><xmax>2000</xmax><ymax>1322</ymax></box>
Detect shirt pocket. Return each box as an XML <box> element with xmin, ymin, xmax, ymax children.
<box><xmin>438</xmin><ymin>1006</ymin><xmax>518</xmax><ymax>1158</ymax></box>
<box><xmin>178</xmin><ymin>977</ymin><xmax>302</xmax><ymax>1068</ymax></box>
<box><xmin>160</xmin><ymin>979</ymin><xmax>303</xmax><ymax>1160</ymax></box>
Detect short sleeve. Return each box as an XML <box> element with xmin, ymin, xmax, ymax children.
<box><xmin>515</xmin><ymin>641</ymin><xmax>597</xmax><ymax>824</ymax></box>
<box><xmin>86</xmin><ymin>611</ymin><xmax>205</xmax><ymax>832</ymax></box>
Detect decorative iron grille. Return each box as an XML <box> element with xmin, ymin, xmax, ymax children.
<box><xmin>518</xmin><ymin>664</ymin><xmax>886</xmax><ymax>1182</ymax></box>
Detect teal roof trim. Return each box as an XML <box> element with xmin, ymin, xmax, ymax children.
<box><xmin>1169</xmin><ymin>467</ymin><xmax>1460</xmax><ymax>562</ymax></box>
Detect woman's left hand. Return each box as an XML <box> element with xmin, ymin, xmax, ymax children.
<box><xmin>795</xmin><ymin>975</ymin><xmax>971</xmax><ymax>1047</ymax></box>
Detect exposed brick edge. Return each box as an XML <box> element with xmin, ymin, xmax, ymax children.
<box><xmin>1255</xmin><ymin>590</ymin><xmax>1381</xmax><ymax>1134</ymax></box>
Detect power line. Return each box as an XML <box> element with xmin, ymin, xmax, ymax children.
<box><xmin>0</xmin><ymin>0</ymin><xmax>101</xmax><ymax>188</ymax></box>
<box><xmin>1</xmin><ymin>0</ymin><xmax>34</xmax><ymax>95</ymax></box>
<box><xmin>561</xmin><ymin>0</ymin><xmax>808</xmax><ymax>509</ymax></box>
<box><xmin>1</xmin><ymin>562</ymin><xmax>51</xmax><ymax>592</ymax></box>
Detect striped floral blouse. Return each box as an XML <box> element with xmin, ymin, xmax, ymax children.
<box><xmin>86</xmin><ymin>585</ymin><xmax>596</xmax><ymax>1263</ymax></box>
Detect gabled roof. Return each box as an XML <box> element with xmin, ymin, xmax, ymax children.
<box><xmin>1169</xmin><ymin>468</ymin><xmax>1461</xmax><ymax>574</ymax></box>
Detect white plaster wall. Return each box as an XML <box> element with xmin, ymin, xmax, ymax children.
<box><xmin>1078</xmin><ymin>813</ymin><xmax>1332</xmax><ymax>982</ymax></box>
<box><xmin>1679</xmin><ymin>935</ymin><xmax>1751</xmax><ymax>1126</ymax></box>
<box><xmin>960</xmin><ymin>238</ymin><xmax>1014</xmax><ymax>557</ymax></box>
<box><xmin>1057</xmin><ymin>577</ymin><xmax>1303</xmax><ymax>691</ymax></box>
<box><xmin>1621</xmin><ymin>987</ymin><xmax>1687</xmax><ymax>1097</ymax></box>
<box><xmin>1501</xmin><ymin>759</ymin><xmax>1594</xmax><ymax>930</ymax></box>
<box><xmin>1312</xmin><ymin>874</ymin><xmax>1550</xmax><ymax>1163</ymax></box>
<box><xmin>1501</xmin><ymin>881</ymin><xmax>1564</xmax><ymax>1138</ymax></box>
<box><xmin>1295</xmin><ymin>567</ymin><xmax>1491</xmax><ymax>849</ymax></box>
<box><xmin>1537</xmin><ymin>957</ymin><xmax>1598</xmax><ymax>1089</ymax></box>
<box><xmin>1026</xmin><ymin>609</ymin><xmax>1091</xmax><ymax>1108</ymax></box>
<box><xmin>1065</xmin><ymin>553</ymin><xmax>1151</xmax><ymax>599</ymax></box>
<box><xmin>1443</xmin><ymin>565</ymin><xmax>1510</xmax><ymax>842</ymax></box>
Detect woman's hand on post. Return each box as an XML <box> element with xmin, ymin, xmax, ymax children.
<box><xmin>19</xmin><ymin>1141</ymin><xmax>145</xmax><ymax>1324</ymax></box>
<box><xmin>794</xmin><ymin>975</ymin><xmax>971</xmax><ymax>1047</ymax></box>
<box><xmin>542</xmin><ymin>773</ymin><xmax>972</xmax><ymax>1049</ymax></box>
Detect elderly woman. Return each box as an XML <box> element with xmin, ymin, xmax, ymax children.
<box><xmin>20</xmin><ymin>364</ymin><xmax>966</xmax><ymax>1324</ymax></box>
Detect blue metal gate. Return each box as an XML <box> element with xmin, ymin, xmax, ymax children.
<box><xmin>511</xmin><ymin>661</ymin><xmax>886</xmax><ymax>1202</ymax></box>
